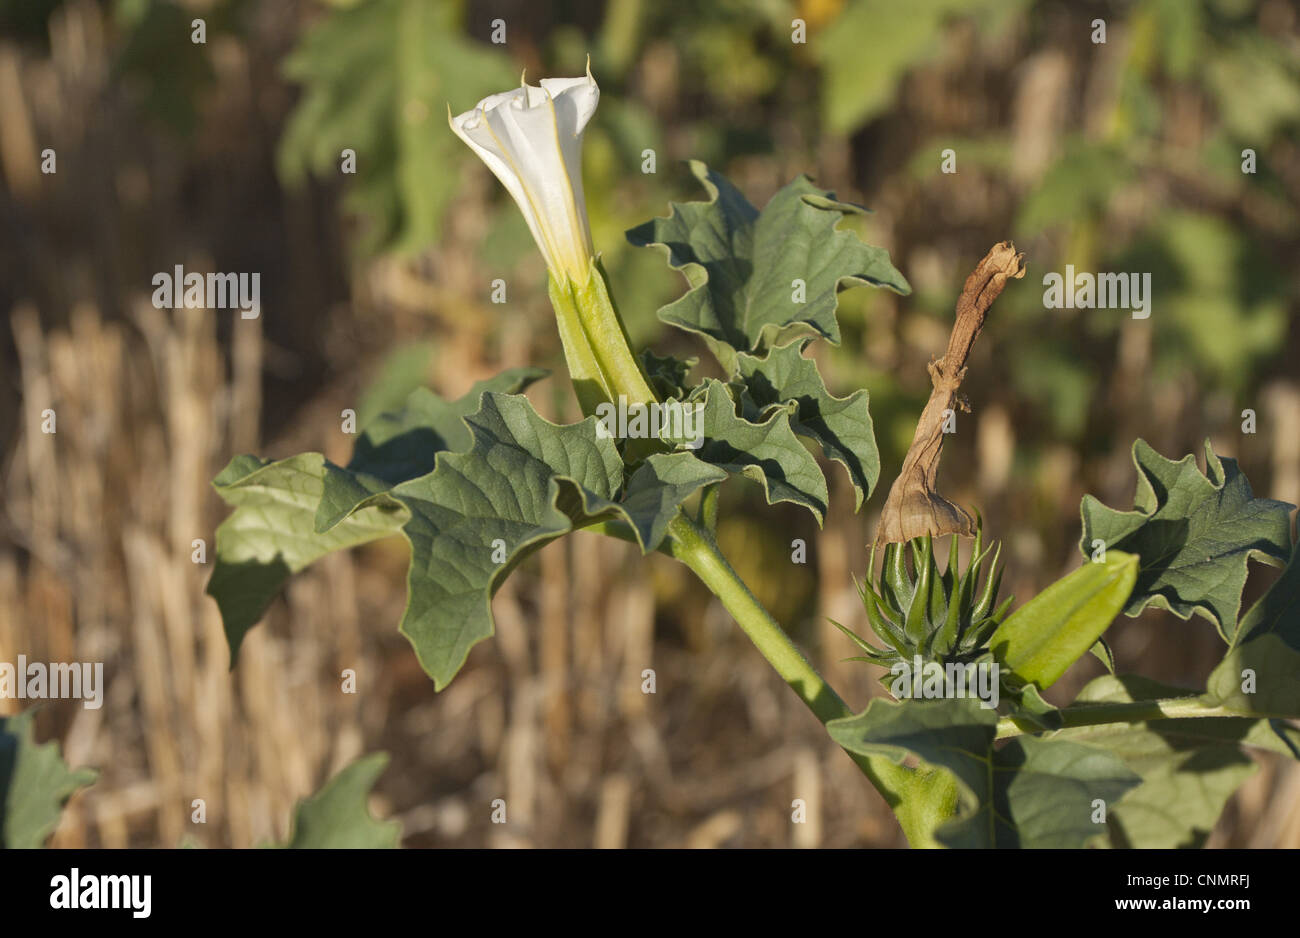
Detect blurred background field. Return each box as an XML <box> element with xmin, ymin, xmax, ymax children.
<box><xmin>1</xmin><ymin>0</ymin><xmax>1298</xmax><ymax>847</ymax></box>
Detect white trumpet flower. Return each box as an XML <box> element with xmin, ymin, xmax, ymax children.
<box><xmin>449</xmin><ymin>67</ymin><xmax>599</xmax><ymax>284</ymax></box>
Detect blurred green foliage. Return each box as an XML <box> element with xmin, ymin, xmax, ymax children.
<box><xmin>277</xmin><ymin>0</ymin><xmax>516</xmax><ymax>253</ymax></box>
<box><xmin>818</xmin><ymin>0</ymin><xmax>1030</xmax><ymax>133</ymax></box>
<box><xmin>112</xmin><ymin>0</ymin><xmax>216</xmax><ymax>135</ymax></box>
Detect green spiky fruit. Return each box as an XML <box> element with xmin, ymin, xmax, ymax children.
<box><xmin>833</xmin><ymin>528</ymin><xmax>1014</xmax><ymax>668</ymax></box>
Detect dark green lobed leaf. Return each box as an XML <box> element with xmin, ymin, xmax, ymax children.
<box><xmin>0</xmin><ymin>711</ymin><xmax>98</xmax><ymax>848</ymax></box>
<box><xmin>828</xmin><ymin>697</ymin><xmax>1139</xmax><ymax>848</ymax></box>
<box><xmin>278</xmin><ymin>753</ymin><xmax>401</xmax><ymax>849</ymax></box>
<box><xmin>627</xmin><ymin>160</ymin><xmax>910</xmax><ymax>372</ymax></box>
<box><xmin>1061</xmin><ymin>675</ymin><xmax>1298</xmax><ymax>848</ymax></box>
<box><xmin>1207</xmin><ymin>539</ymin><xmax>1300</xmax><ymax>720</ymax></box>
<box><xmin>388</xmin><ymin>393</ymin><xmax>728</xmax><ymax>688</ymax></box>
<box><xmin>210</xmin><ymin>378</ymin><xmax>729</xmax><ymax>690</ymax></box>
<box><xmin>316</xmin><ymin>367</ymin><xmax>547</xmax><ymax>532</ymax></box>
<box><xmin>735</xmin><ymin>342</ymin><xmax>879</xmax><ymax>510</ymax></box>
<box><xmin>660</xmin><ymin>378</ymin><xmax>830</xmax><ymax>524</ymax></box>
<box><xmin>1079</xmin><ymin>439</ymin><xmax>1294</xmax><ymax>641</ymax></box>
<box><xmin>207</xmin><ymin>453</ymin><xmax>409</xmax><ymax>662</ymax></box>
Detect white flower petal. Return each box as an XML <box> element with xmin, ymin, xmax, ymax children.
<box><xmin>449</xmin><ymin>71</ymin><xmax>600</xmax><ymax>283</ymax></box>
<box><xmin>450</xmin><ymin>106</ymin><xmax>554</xmax><ymax>275</ymax></box>
<box><xmin>539</xmin><ymin>76</ymin><xmax>599</xmax><ymax>133</ymax></box>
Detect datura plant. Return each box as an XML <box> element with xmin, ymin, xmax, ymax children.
<box><xmin>204</xmin><ymin>70</ymin><xmax>1300</xmax><ymax>850</ymax></box>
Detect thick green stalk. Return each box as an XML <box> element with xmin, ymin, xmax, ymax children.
<box><xmin>548</xmin><ymin>260</ymin><xmax>657</xmax><ymax>414</ymax></box>
<box><xmin>549</xmin><ymin>272</ymin><xmax>611</xmax><ymax>417</ymax></box>
<box><xmin>662</xmin><ymin>512</ymin><xmax>942</xmax><ymax>839</ymax></box>
<box><xmin>996</xmin><ymin>696</ymin><xmax>1239</xmax><ymax>740</ymax></box>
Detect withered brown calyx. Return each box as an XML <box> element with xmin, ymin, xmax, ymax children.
<box><xmin>873</xmin><ymin>241</ymin><xmax>1026</xmax><ymax>546</ymax></box>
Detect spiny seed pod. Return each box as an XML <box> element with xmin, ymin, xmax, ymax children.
<box><xmin>833</xmin><ymin>527</ymin><xmax>1014</xmax><ymax>668</ymax></box>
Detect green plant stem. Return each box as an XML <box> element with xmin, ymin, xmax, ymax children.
<box><xmin>662</xmin><ymin>512</ymin><xmax>940</xmax><ymax>836</ymax></box>
<box><xmin>549</xmin><ymin>261</ymin><xmax>657</xmax><ymax>414</ymax></box>
<box><xmin>549</xmin><ymin>274</ymin><xmax>611</xmax><ymax>417</ymax></box>
<box><xmin>996</xmin><ymin>697</ymin><xmax>1239</xmax><ymax>739</ymax></box>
